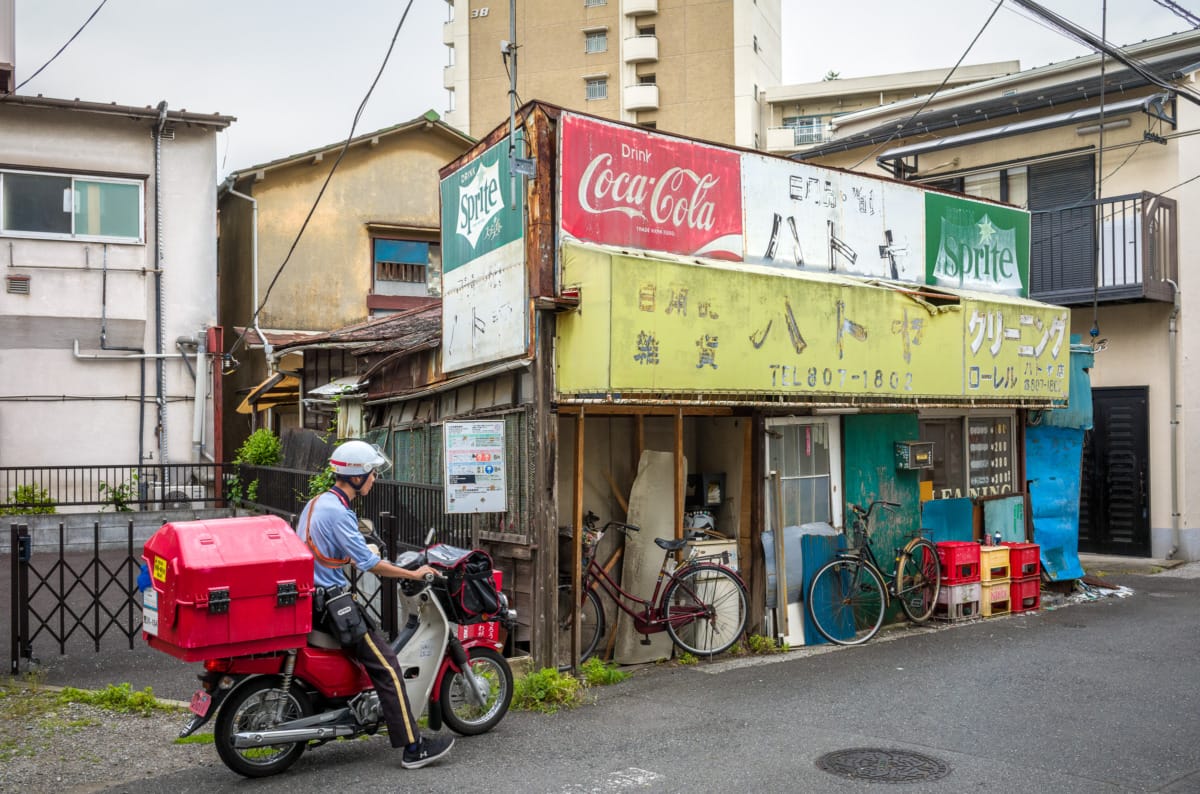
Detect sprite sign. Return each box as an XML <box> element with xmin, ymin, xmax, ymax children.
<box><xmin>925</xmin><ymin>193</ymin><xmax>1029</xmax><ymax>297</ymax></box>
<box><xmin>439</xmin><ymin>135</ymin><xmax>527</xmax><ymax>372</ymax></box>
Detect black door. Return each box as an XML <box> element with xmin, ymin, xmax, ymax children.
<box><xmin>1079</xmin><ymin>386</ymin><xmax>1150</xmax><ymax>556</ymax></box>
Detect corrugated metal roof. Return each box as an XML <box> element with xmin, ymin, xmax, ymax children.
<box><xmin>273</xmin><ymin>303</ymin><xmax>441</xmax><ymax>352</ymax></box>
<box><xmin>0</xmin><ymin>93</ymin><xmax>235</xmax><ymax>128</ymax></box>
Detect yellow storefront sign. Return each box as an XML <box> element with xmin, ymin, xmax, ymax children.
<box><xmin>556</xmin><ymin>245</ymin><xmax>1069</xmax><ymax>402</ymax></box>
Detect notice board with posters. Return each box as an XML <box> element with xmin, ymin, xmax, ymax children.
<box><xmin>444</xmin><ymin>420</ymin><xmax>507</xmax><ymax>514</ymax></box>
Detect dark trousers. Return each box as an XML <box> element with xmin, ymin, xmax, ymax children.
<box><xmin>350</xmin><ymin>626</ymin><xmax>421</xmax><ymax>748</ymax></box>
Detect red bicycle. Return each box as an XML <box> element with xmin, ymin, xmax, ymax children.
<box><xmin>558</xmin><ymin>511</ymin><xmax>748</xmax><ymax>667</ymax></box>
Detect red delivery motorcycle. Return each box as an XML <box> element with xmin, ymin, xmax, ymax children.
<box><xmin>143</xmin><ymin>519</ymin><xmax>515</xmax><ymax>778</ymax></box>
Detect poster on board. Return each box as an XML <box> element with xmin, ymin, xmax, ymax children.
<box><xmin>444</xmin><ymin>420</ymin><xmax>507</xmax><ymax>514</ymax></box>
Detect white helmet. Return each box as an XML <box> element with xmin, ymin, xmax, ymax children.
<box><xmin>329</xmin><ymin>440</ymin><xmax>391</xmax><ymax>477</ymax></box>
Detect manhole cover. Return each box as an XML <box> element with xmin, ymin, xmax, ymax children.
<box><xmin>816</xmin><ymin>748</ymin><xmax>951</xmax><ymax>784</ymax></box>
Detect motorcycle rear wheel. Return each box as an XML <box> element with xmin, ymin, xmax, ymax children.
<box><xmin>214</xmin><ymin>677</ymin><xmax>313</xmax><ymax>778</ymax></box>
<box><xmin>439</xmin><ymin>646</ymin><xmax>513</xmax><ymax>736</ymax></box>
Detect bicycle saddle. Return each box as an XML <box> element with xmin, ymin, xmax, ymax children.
<box><xmin>654</xmin><ymin>537</ymin><xmax>691</xmax><ymax>551</ymax></box>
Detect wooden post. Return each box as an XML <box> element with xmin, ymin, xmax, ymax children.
<box><xmin>771</xmin><ymin>471</ymin><xmax>789</xmax><ymax>639</ymax></box>
<box><xmin>571</xmin><ymin>408</ymin><xmax>585</xmax><ymax>670</ymax></box>
<box><xmin>674</xmin><ymin>408</ymin><xmax>684</xmax><ymax>540</ymax></box>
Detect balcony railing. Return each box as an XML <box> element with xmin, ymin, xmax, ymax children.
<box><xmin>624</xmin><ymin>34</ymin><xmax>658</xmax><ymax>64</ymax></box>
<box><xmin>624</xmin><ymin>83</ymin><xmax>659</xmax><ymax>112</ymax></box>
<box><xmin>1029</xmin><ymin>191</ymin><xmax>1177</xmax><ymax>306</ymax></box>
<box><xmin>0</xmin><ymin>463</ymin><xmax>229</xmax><ymax>512</ymax></box>
<box><xmin>766</xmin><ymin>124</ymin><xmax>833</xmax><ymax>151</ymax></box>
<box><xmin>625</xmin><ymin>0</ymin><xmax>657</xmax><ymax>15</ymax></box>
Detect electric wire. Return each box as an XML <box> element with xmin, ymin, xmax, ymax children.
<box><xmin>5</xmin><ymin>0</ymin><xmax>110</xmax><ymax>95</ymax></box>
<box><xmin>228</xmin><ymin>0</ymin><xmax>415</xmax><ymax>359</ymax></box>
<box><xmin>848</xmin><ymin>0</ymin><xmax>1005</xmax><ymax>171</ymax></box>
<box><xmin>1147</xmin><ymin>0</ymin><xmax>1200</xmax><ymax>28</ymax></box>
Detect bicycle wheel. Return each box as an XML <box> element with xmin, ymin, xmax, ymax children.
<box><xmin>896</xmin><ymin>538</ymin><xmax>941</xmax><ymax>623</ymax></box>
<box><xmin>663</xmin><ymin>564</ymin><xmax>748</xmax><ymax>657</ymax></box>
<box><xmin>556</xmin><ymin>583</ymin><xmax>604</xmax><ymax>670</ymax></box>
<box><xmin>807</xmin><ymin>557</ymin><xmax>886</xmax><ymax>646</ymax></box>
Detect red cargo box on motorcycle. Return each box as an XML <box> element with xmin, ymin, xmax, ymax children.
<box><xmin>141</xmin><ymin>515</ymin><xmax>314</xmax><ymax>662</ymax></box>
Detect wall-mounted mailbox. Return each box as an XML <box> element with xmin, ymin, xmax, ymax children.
<box><xmin>895</xmin><ymin>441</ymin><xmax>934</xmax><ymax>470</ymax></box>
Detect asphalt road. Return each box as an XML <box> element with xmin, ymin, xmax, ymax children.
<box><xmin>9</xmin><ymin>563</ymin><xmax>1198</xmax><ymax>793</ymax></box>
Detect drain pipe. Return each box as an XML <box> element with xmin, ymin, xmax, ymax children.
<box><xmin>153</xmin><ymin>101</ymin><xmax>169</xmax><ymax>466</ymax></box>
<box><xmin>219</xmin><ymin>181</ymin><xmax>273</xmax><ymax>367</ymax></box>
<box><xmin>99</xmin><ymin>243</ymin><xmax>148</xmax><ymax>472</ymax></box>
<box><xmin>1166</xmin><ymin>278</ymin><xmax>1181</xmax><ymax>559</ymax></box>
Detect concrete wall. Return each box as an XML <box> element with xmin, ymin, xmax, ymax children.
<box><xmin>3</xmin><ymin>507</ymin><xmax>237</xmax><ymax>553</ymax></box>
<box><xmin>0</xmin><ymin>105</ymin><xmax>221</xmax><ymax>470</ymax></box>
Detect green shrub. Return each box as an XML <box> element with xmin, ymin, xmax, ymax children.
<box><xmin>676</xmin><ymin>651</ymin><xmax>699</xmax><ymax>665</ymax></box>
<box><xmin>744</xmin><ymin>633</ymin><xmax>788</xmax><ymax>655</ymax></box>
<box><xmin>0</xmin><ymin>484</ymin><xmax>56</xmax><ymax>516</ymax></box>
<box><xmin>512</xmin><ymin>667</ymin><xmax>583</xmax><ymax>713</ymax></box>
<box><xmin>228</xmin><ymin>429</ymin><xmax>282</xmax><ymax>505</ymax></box>
<box><xmin>98</xmin><ymin>471</ymin><xmax>138</xmax><ymax>512</ymax></box>
<box><xmin>235</xmin><ymin>429</ymin><xmax>282</xmax><ymax>466</ymax></box>
<box><xmin>579</xmin><ymin>657</ymin><xmax>629</xmax><ymax>687</ymax></box>
<box><xmin>304</xmin><ymin>464</ymin><xmax>336</xmax><ymax>501</ymax></box>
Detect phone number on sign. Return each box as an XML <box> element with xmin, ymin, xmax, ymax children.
<box><xmin>768</xmin><ymin>364</ymin><xmax>914</xmax><ymax>392</ymax></box>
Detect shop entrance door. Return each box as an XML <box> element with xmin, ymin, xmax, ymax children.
<box><xmin>1080</xmin><ymin>386</ymin><xmax>1150</xmax><ymax>556</ymax></box>
<box><xmin>764</xmin><ymin>417</ymin><xmax>843</xmax><ymax>644</ymax></box>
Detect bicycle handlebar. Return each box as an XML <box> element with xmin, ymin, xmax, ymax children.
<box><xmin>848</xmin><ymin>500</ymin><xmax>901</xmax><ymax>523</ymax></box>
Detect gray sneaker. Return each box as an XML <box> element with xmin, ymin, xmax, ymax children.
<box><xmin>401</xmin><ymin>734</ymin><xmax>454</xmax><ymax>769</ymax></box>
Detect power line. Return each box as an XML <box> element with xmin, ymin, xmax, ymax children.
<box><xmin>229</xmin><ymin>0</ymin><xmax>416</xmax><ymax>359</ymax></box>
<box><xmin>849</xmin><ymin>0</ymin><xmax>1005</xmax><ymax>170</ymax></box>
<box><xmin>1147</xmin><ymin>0</ymin><xmax>1200</xmax><ymax>28</ymax></box>
<box><xmin>12</xmin><ymin>0</ymin><xmax>110</xmax><ymax>93</ymax></box>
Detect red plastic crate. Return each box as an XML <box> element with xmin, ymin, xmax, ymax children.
<box><xmin>142</xmin><ymin>515</ymin><xmax>314</xmax><ymax>661</ymax></box>
<box><xmin>1010</xmin><ymin>577</ymin><xmax>1041</xmax><ymax>612</ymax></box>
<box><xmin>936</xmin><ymin>541</ymin><xmax>981</xmax><ymax>584</ymax></box>
<box><xmin>1002</xmin><ymin>542</ymin><xmax>1041</xmax><ymax>580</ymax></box>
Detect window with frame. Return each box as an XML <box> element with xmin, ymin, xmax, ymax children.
<box><xmin>373</xmin><ymin>238</ymin><xmax>437</xmax><ymax>285</ymax></box>
<box><xmin>919</xmin><ymin>414</ymin><xmax>1016</xmax><ymax>500</ymax></box>
<box><xmin>1</xmin><ymin>169</ymin><xmax>143</xmax><ymax>242</ymax></box>
<box><xmin>586</xmin><ymin>78</ymin><xmax>608</xmax><ymax>101</ymax></box>
<box><xmin>766</xmin><ymin>418</ymin><xmax>842</xmax><ymax>527</ymax></box>
<box><xmin>585</xmin><ymin>30</ymin><xmax>608</xmax><ymax>53</ymax></box>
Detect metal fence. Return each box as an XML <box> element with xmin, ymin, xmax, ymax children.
<box><xmin>0</xmin><ymin>463</ymin><xmax>230</xmax><ymax>512</ymax></box>
<box><xmin>235</xmin><ymin>464</ymin><xmax>473</xmax><ymax>551</ymax></box>
<box><xmin>7</xmin><ymin>518</ymin><xmax>407</xmax><ymax>674</ymax></box>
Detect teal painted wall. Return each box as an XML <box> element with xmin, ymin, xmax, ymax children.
<box><xmin>843</xmin><ymin>413</ymin><xmax>922</xmax><ymax>565</ymax></box>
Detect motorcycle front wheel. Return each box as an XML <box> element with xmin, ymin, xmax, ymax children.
<box><xmin>439</xmin><ymin>646</ymin><xmax>513</xmax><ymax>736</ymax></box>
<box><xmin>214</xmin><ymin>677</ymin><xmax>313</xmax><ymax>778</ymax></box>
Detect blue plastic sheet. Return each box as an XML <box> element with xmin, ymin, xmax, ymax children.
<box><xmin>1026</xmin><ymin>425</ymin><xmax>1086</xmax><ymax>581</ymax></box>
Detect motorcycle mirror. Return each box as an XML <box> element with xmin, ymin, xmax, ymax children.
<box><xmin>423</xmin><ymin>527</ymin><xmax>435</xmax><ymax>547</ymax></box>
<box><xmin>358</xmin><ymin>518</ymin><xmax>375</xmax><ymax>536</ymax></box>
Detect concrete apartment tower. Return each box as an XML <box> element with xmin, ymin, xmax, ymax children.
<box><xmin>441</xmin><ymin>0</ymin><xmax>781</xmax><ymax>149</ymax></box>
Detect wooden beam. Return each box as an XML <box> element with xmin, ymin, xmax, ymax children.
<box><xmin>557</xmin><ymin>404</ymin><xmax>733</xmax><ymax>416</ymax></box>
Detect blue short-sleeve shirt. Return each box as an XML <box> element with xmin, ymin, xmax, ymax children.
<box><xmin>296</xmin><ymin>488</ymin><xmax>381</xmax><ymax>589</ymax></box>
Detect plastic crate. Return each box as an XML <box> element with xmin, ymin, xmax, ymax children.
<box><xmin>979</xmin><ymin>545</ymin><xmax>1011</xmax><ymax>583</ymax></box>
<box><xmin>981</xmin><ymin>580</ymin><xmax>1011</xmax><ymax>617</ymax></box>
<box><xmin>932</xmin><ymin>581</ymin><xmax>981</xmax><ymax>622</ymax></box>
<box><xmin>936</xmin><ymin>541</ymin><xmax>981</xmax><ymax>585</ymax></box>
<box><xmin>1002</xmin><ymin>542</ymin><xmax>1041</xmax><ymax>580</ymax></box>
<box><xmin>1010</xmin><ymin>577</ymin><xmax>1041</xmax><ymax>612</ymax></box>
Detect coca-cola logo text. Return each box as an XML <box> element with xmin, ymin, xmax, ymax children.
<box><xmin>577</xmin><ymin>145</ymin><xmax>720</xmax><ymax>232</ymax></box>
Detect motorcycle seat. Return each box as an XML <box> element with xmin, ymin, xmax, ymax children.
<box><xmin>307</xmin><ymin>629</ymin><xmax>342</xmax><ymax>650</ymax></box>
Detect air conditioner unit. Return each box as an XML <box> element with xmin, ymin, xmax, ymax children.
<box><xmin>150</xmin><ymin>483</ymin><xmax>208</xmax><ymax>511</ymax></box>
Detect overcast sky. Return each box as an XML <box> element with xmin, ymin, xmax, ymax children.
<box><xmin>10</xmin><ymin>0</ymin><xmax>1196</xmax><ymax>176</ymax></box>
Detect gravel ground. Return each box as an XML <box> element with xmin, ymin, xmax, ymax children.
<box><xmin>0</xmin><ymin>688</ymin><xmax>217</xmax><ymax>794</ymax></box>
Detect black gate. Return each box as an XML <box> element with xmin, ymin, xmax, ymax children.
<box><xmin>1079</xmin><ymin>386</ymin><xmax>1151</xmax><ymax>556</ymax></box>
<box><xmin>7</xmin><ymin>521</ymin><xmax>143</xmax><ymax>675</ymax></box>
<box><xmin>7</xmin><ymin>518</ymin><xmax>403</xmax><ymax>675</ymax></box>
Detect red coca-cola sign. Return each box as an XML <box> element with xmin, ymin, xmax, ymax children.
<box><xmin>559</xmin><ymin>113</ymin><xmax>743</xmax><ymax>260</ymax></box>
